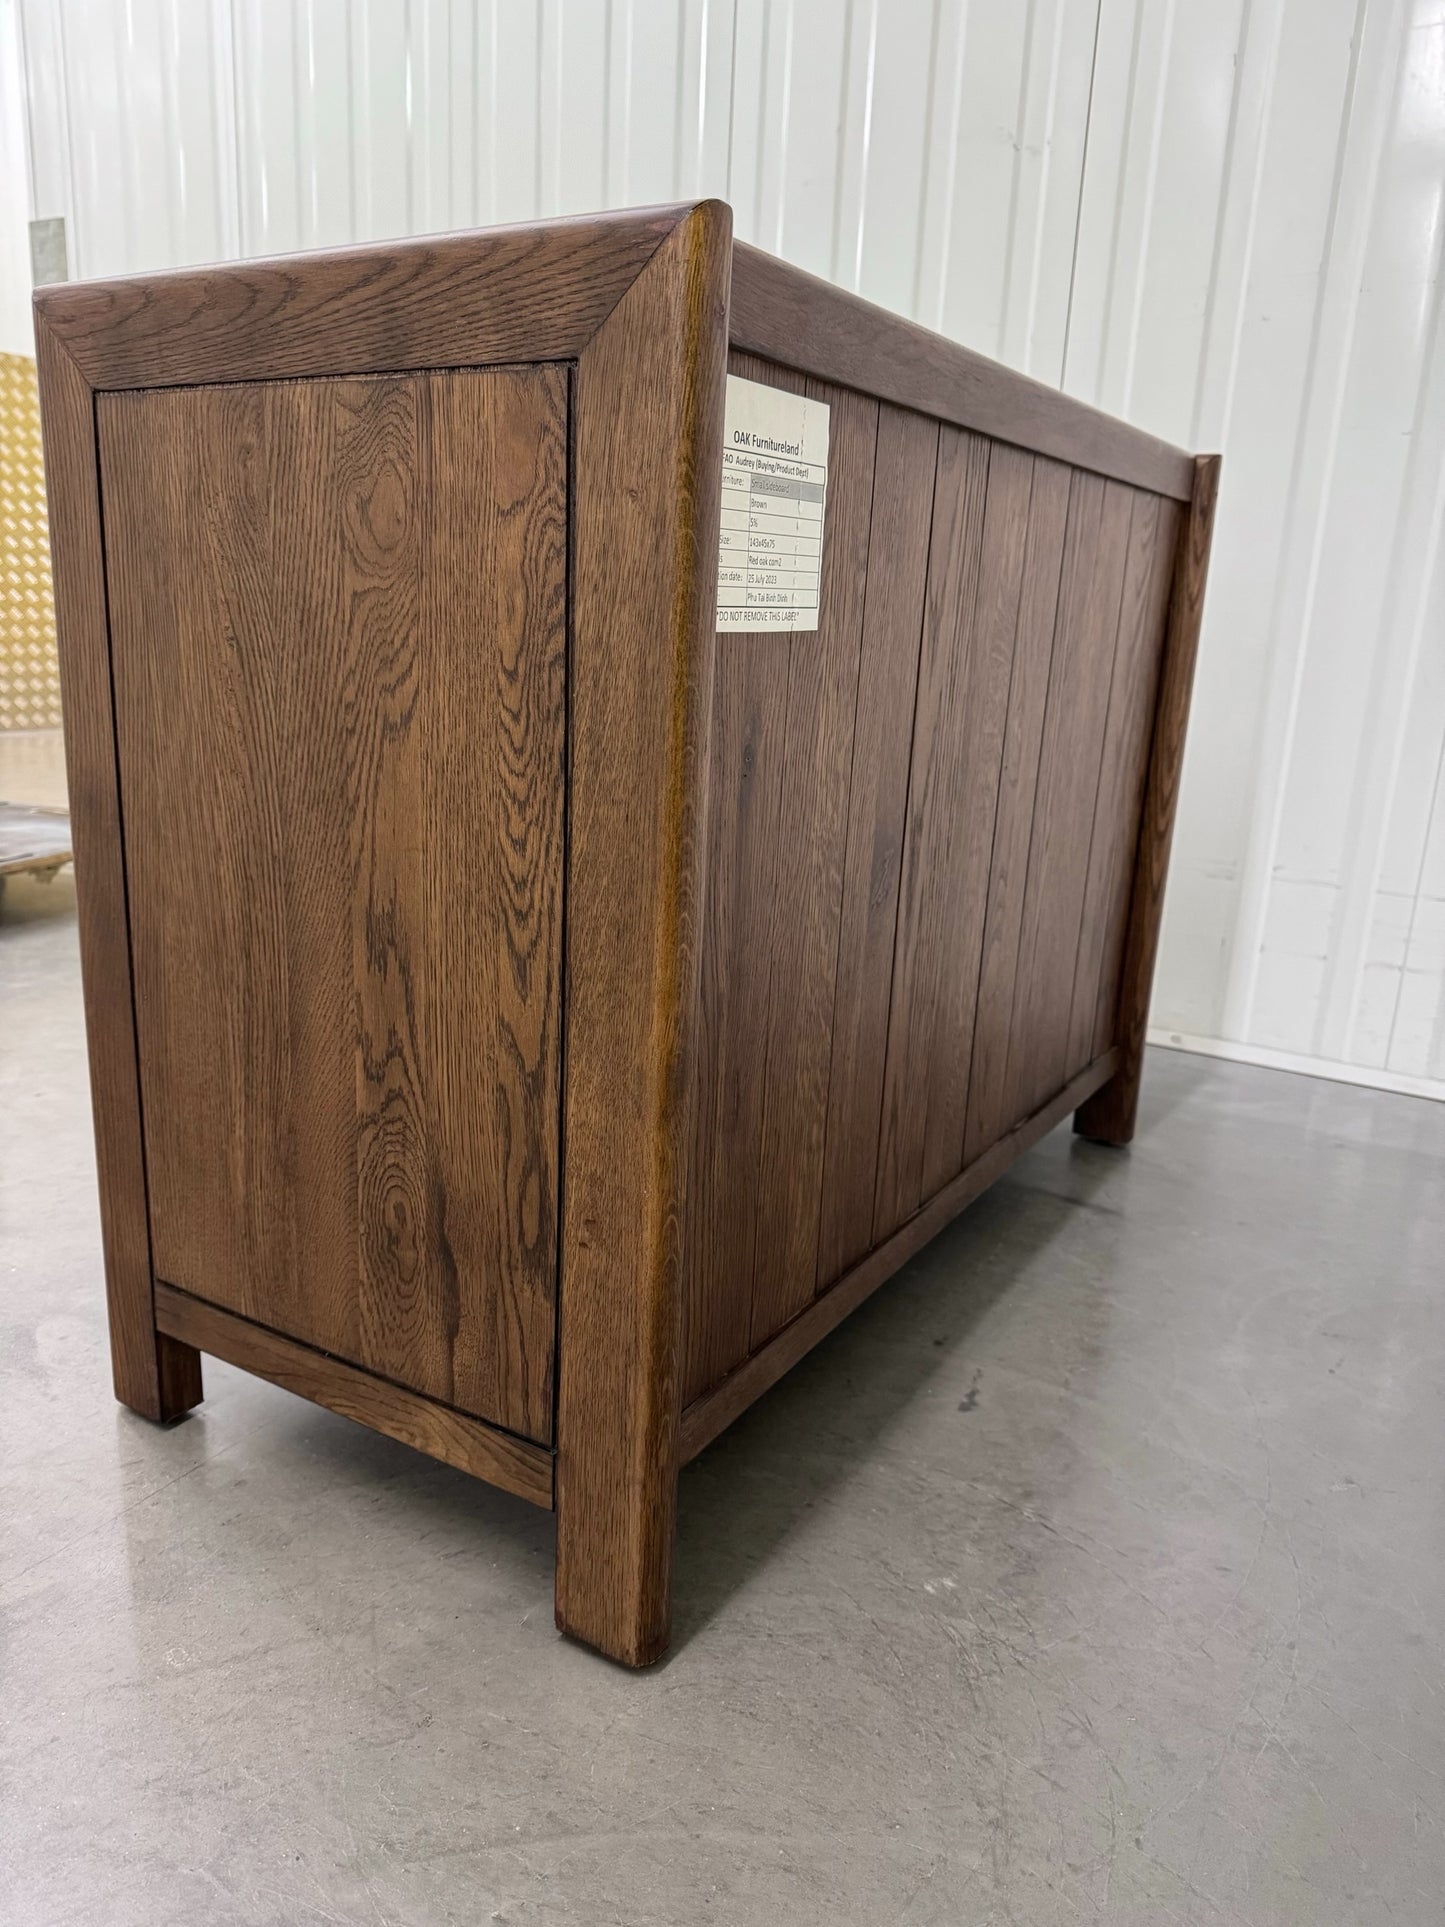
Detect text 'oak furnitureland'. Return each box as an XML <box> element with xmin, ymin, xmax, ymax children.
<box><xmin>35</xmin><ymin>201</ymin><xmax>1218</xmax><ymax>1665</ymax></box>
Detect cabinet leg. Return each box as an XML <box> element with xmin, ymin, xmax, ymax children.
<box><xmin>551</xmin><ymin>203</ymin><xmax>725</xmax><ymax>1668</ymax></box>
<box><xmin>1073</xmin><ymin>1059</ymin><xmax>1140</xmax><ymax>1147</ymax></box>
<box><xmin>554</xmin><ymin>1454</ymin><xmax>678</xmax><ymax>1668</ymax></box>
<box><xmin>151</xmin><ymin>1332</ymin><xmax>204</xmax><ymax>1423</ymax></box>
<box><xmin>112</xmin><ymin>1321</ymin><xmax>203</xmax><ymax>1425</ymax></box>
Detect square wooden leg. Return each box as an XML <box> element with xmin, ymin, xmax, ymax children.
<box><xmin>148</xmin><ymin>1332</ymin><xmax>204</xmax><ymax>1423</ymax></box>
<box><xmin>113</xmin><ymin>1322</ymin><xmax>203</xmax><ymax>1425</ymax></box>
<box><xmin>1074</xmin><ymin>1056</ymin><xmax>1141</xmax><ymax>1146</ymax></box>
<box><xmin>554</xmin><ymin>1456</ymin><xmax>678</xmax><ymax>1668</ymax></box>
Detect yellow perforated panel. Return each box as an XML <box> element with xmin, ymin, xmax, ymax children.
<box><xmin>0</xmin><ymin>351</ymin><xmax>61</xmax><ymax>732</ymax></box>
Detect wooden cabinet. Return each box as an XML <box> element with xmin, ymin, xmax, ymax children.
<box><xmin>35</xmin><ymin>202</ymin><xmax>1217</xmax><ymax>1666</ymax></box>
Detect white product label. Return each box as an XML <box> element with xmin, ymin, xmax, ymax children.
<box><xmin>716</xmin><ymin>375</ymin><xmax>830</xmax><ymax>632</ymax></box>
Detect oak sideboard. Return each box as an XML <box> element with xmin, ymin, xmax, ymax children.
<box><xmin>35</xmin><ymin>201</ymin><xmax>1218</xmax><ymax>1665</ymax></box>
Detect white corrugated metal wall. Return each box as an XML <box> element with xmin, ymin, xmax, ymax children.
<box><xmin>13</xmin><ymin>0</ymin><xmax>1445</xmax><ymax>1100</ymax></box>
<box><xmin>0</xmin><ymin>0</ymin><xmax>33</xmax><ymax>353</ymax></box>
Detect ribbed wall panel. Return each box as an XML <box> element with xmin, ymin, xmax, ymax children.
<box><xmin>11</xmin><ymin>0</ymin><xmax>1445</xmax><ymax>1096</ymax></box>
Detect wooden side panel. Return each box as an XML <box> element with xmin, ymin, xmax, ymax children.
<box><xmin>1066</xmin><ymin>492</ymin><xmax>1181</xmax><ymax>1073</ymax></box>
<box><xmin>963</xmin><ymin>459</ymin><xmax>1072</xmax><ymax>1164</ymax></box>
<box><xmin>1000</xmin><ymin>475</ymin><xmax>1134</xmax><ymax>1122</ymax></box>
<box><xmin>815</xmin><ymin>405</ymin><xmax>939</xmax><ymax>1288</ymax></box>
<box><xmin>681</xmin><ymin>390</ymin><xmax>1197</xmax><ymax>1421</ymax></box>
<box><xmin>100</xmin><ymin>365</ymin><xmax>566</xmax><ymax>1443</ymax></box>
<box><xmin>683</xmin><ymin>352</ymin><xmax>878</xmax><ymax>1394</ymax></box>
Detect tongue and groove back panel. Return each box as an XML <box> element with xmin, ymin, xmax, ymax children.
<box><xmin>682</xmin><ymin>349</ymin><xmax>1181</xmax><ymax>1411</ymax></box>
<box><xmin>98</xmin><ymin>366</ymin><xmax>567</xmax><ymax>1446</ymax></box>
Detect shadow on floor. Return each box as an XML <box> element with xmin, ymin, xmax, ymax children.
<box><xmin>158</xmin><ymin>1122</ymin><xmax>1120</xmax><ymax>1665</ymax></box>
<box><xmin>667</xmin><ymin>1138</ymin><xmax>1118</xmax><ymax>1657</ymax></box>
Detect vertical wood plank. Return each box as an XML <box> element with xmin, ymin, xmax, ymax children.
<box><xmin>1066</xmin><ymin>490</ymin><xmax>1180</xmax><ymax>1075</ymax></box>
<box><xmin>556</xmin><ymin>202</ymin><xmax>730</xmax><ymax>1666</ymax></box>
<box><xmin>1076</xmin><ymin>455</ymin><xmax>1221</xmax><ymax>1145</ymax></box>
<box><xmin>261</xmin><ymin>380</ymin><xmax>367</xmax><ymax>1364</ymax></box>
<box><xmin>1004</xmin><ymin>474</ymin><xmax>1134</xmax><ymax>1121</ymax></box>
<box><xmin>917</xmin><ymin>442</ymin><xmax>1036</xmax><ymax>1200</ymax></box>
<box><xmin>682</xmin><ymin>349</ymin><xmax>793</xmax><ymax>1404</ymax></box>
<box><xmin>962</xmin><ymin>458</ymin><xmax>1071</xmax><ymax>1164</ymax></box>
<box><xmin>104</xmin><ymin>381</ymin><xmax>296</xmax><ymax>1344</ymax></box>
<box><xmin>872</xmin><ymin>428</ymin><xmax>991</xmax><ymax>1241</ymax></box>
<box><xmin>318</xmin><ymin>380</ymin><xmax>434</xmax><ymax>1394</ymax></box>
<box><xmin>683</xmin><ymin>627</ymin><xmax>789</xmax><ymax>1402</ymax></box>
<box><xmin>34</xmin><ymin>321</ymin><xmax>202</xmax><ymax>1424</ymax></box>
<box><xmin>420</xmin><ymin>367</ymin><xmax>567</xmax><ymax>1437</ymax></box>
<box><xmin>815</xmin><ymin>404</ymin><xmax>939</xmax><ymax>1288</ymax></box>
<box><xmin>748</xmin><ymin>379</ymin><xmax>878</xmax><ymax>1348</ymax></box>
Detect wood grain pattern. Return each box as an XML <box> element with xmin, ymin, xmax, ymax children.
<box><xmin>422</xmin><ymin>369</ymin><xmax>568</xmax><ymax>1431</ymax></box>
<box><xmin>1001</xmin><ymin>474</ymin><xmax>1134</xmax><ymax>1122</ymax></box>
<box><xmin>38</xmin><ymin>200</ymin><xmax>1218</xmax><ymax>1667</ymax></box>
<box><xmin>1076</xmin><ymin>455</ymin><xmax>1221</xmax><ymax>1146</ymax></box>
<box><xmin>683</xmin><ymin>625</ymin><xmax>789</xmax><ymax>1398</ymax></box>
<box><xmin>35</xmin><ymin>205</ymin><xmax>686</xmax><ymax>391</ymax></box>
<box><xmin>918</xmin><ymin>441</ymin><xmax>1037</xmax><ymax>1201</ymax></box>
<box><xmin>729</xmin><ymin>241</ymin><xmax>1194</xmax><ymax>502</ymax></box>
<box><xmin>679</xmin><ymin>1050</ymin><xmax>1120</xmax><ymax>1464</ymax></box>
<box><xmin>815</xmin><ymin>404</ymin><xmax>939</xmax><ymax>1288</ymax></box>
<box><xmin>872</xmin><ymin>427</ymin><xmax>993</xmax><ymax>1241</ymax></box>
<box><xmin>100</xmin><ymin>365</ymin><xmax>566</xmax><ymax>1442</ymax></box>
<box><xmin>747</xmin><ymin>374</ymin><xmax>878</xmax><ymax>1349</ymax></box>
<box><xmin>683</xmin><ymin>352</ymin><xmax>884</xmax><ymax>1386</ymax></box>
<box><xmin>682</xmin><ymin>351</ymin><xmax>803</xmax><ymax>1403</ymax></box>
<box><xmin>962</xmin><ymin>459</ymin><xmax>1072</xmax><ymax>1164</ymax></box>
<box><xmin>1066</xmin><ymin>491</ymin><xmax>1180</xmax><ymax>1075</ymax></box>
<box><xmin>32</xmin><ymin>317</ymin><xmax>202</xmax><ymax>1424</ymax></box>
<box><xmin>155</xmin><ymin>1282</ymin><xmax>553</xmax><ymax>1509</ymax></box>
<box><xmin>555</xmin><ymin>201</ymin><xmax>731</xmax><ymax>1666</ymax></box>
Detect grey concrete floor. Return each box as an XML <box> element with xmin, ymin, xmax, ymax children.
<box><xmin>3</xmin><ymin>795</ymin><xmax>1444</xmax><ymax>1921</ymax></box>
